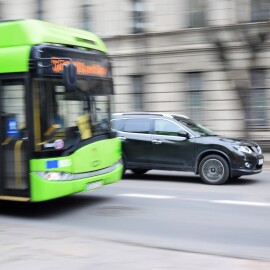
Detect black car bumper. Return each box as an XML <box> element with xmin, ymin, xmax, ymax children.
<box><xmin>231</xmin><ymin>154</ymin><xmax>264</xmax><ymax>177</ymax></box>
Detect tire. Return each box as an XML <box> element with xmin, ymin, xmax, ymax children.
<box><xmin>131</xmin><ymin>169</ymin><xmax>148</xmax><ymax>175</ymax></box>
<box><xmin>121</xmin><ymin>155</ymin><xmax>127</xmax><ymax>178</ymax></box>
<box><xmin>199</xmin><ymin>155</ymin><xmax>229</xmax><ymax>185</ymax></box>
<box><xmin>230</xmin><ymin>176</ymin><xmax>241</xmax><ymax>180</ymax></box>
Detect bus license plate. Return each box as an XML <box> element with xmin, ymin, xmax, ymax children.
<box><xmin>258</xmin><ymin>159</ymin><xmax>263</xmax><ymax>165</ymax></box>
<box><xmin>86</xmin><ymin>181</ymin><xmax>103</xmax><ymax>191</ymax></box>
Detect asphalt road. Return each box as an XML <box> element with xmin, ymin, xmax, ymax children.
<box><xmin>0</xmin><ymin>169</ymin><xmax>270</xmax><ymax>269</ymax></box>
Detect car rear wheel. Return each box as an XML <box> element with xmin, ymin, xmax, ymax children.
<box><xmin>199</xmin><ymin>155</ymin><xmax>229</xmax><ymax>185</ymax></box>
<box><xmin>131</xmin><ymin>169</ymin><xmax>148</xmax><ymax>175</ymax></box>
<box><xmin>121</xmin><ymin>155</ymin><xmax>127</xmax><ymax>178</ymax></box>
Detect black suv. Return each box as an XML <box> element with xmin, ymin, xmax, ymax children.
<box><xmin>111</xmin><ymin>112</ymin><xmax>264</xmax><ymax>185</ymax></box>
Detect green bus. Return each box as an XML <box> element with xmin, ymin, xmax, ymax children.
<box><xmin>0</xmin><ymin>19</ymin><xmax>123</xmax><ymax>202</ymax></box>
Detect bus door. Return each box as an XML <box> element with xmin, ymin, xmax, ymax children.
<box><xmin>0</xmin><ymin>79</ymin><xmax>29</xmax><ymax>199</ymax></box>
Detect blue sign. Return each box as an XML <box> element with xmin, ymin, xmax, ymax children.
<box><xmin>7</xmin><ymin>119</ymin><xmax>19</xmax><ymax>135</ymax></box>
<box><xmin>46</xmin><ymin>160</ymin><xmax>59</xmax><ymax>169</ymax></box>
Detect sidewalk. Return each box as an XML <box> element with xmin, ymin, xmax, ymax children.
<box><xmin>0</xmin><ymin>222</ymin><xmax>269</xmax><ymax>270</ymax></box>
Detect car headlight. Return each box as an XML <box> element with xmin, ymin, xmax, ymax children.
<box><xmin>233</xmin><ymin>145</ymin><xmax>252</xmax><ymax>154</ymax></box>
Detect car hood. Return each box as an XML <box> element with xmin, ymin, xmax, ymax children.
<box><xmin>202</xmin><ymin>136</ymin><xmax>259</xmax><ymax>147</ymax></box>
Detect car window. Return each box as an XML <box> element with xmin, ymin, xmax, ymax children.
<box><xmin>174</xmin><ymin>116</ymin><xmax>216</xmax><ymax>136</ymax></box>
<box><xmin>111</xmin><ymin>119</ymin><xmax>123</xmax><ymax>131</ymax></box>
<box><xmin>154</xmin><ymin>119</ymin><xmax>183</xmax><ymax>136</ymax></box>
<box><xmin>123</xmin><ymin>119</ymin><xmax>151</xmax><ymax>133</ymax></box>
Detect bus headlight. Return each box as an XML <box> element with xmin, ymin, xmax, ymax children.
<box><xmin>37</xmin><ymin>172</ymin><xmax>72</xmax><ymax>181</ymax></box>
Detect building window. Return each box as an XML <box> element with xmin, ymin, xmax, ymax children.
<box><xmin>37</xmin><ymin>0</ymin><xmax>43</xmax><ymax>20</ymax></box>
<box><xmin>251</xmin><ymin>0</ymin><xmax>270</xmax><ymax>22</ymax></box>
<box><xmin>132</xmin><ymin>75</ymin><xmax>144</xmax><ymax>111</ymax></box>
<box><xmin>82</xmin><ymin>1</ymin><xmax>91</xmax><ymax>31</ymax></box>
<box><xmin>0</xmin><ymin>2</ymin><xmax>2</xmax><ymax>20</ymax></box>
<box><xmin>132</xmin><ymin>0</ymin><xmax>145</xmax><ymax>33</ymax></box>
<box><xmin>187</xmin><ymin>73</ymin><xmax>203</xmax><ymax>122</ymax></box>
<box><xmin>189</xmin><ymin>0</ymin><xmax>206</xmax><ymax>28</ymax></box>
<box><xmin>249</xmin><ymin>69</ymin><xmax>268</xmax><ymax>126</ymax></box>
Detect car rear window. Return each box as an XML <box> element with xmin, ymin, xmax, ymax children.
<box><xmin>123</xmin><ymin>119</ymin><xmax>151</xmax><ymax>134</ymax></box>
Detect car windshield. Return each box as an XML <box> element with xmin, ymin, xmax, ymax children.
<box><xmin>174</xmin><ymin>116</ymin><xmax>217</xmax><ymax>136</ymax></box>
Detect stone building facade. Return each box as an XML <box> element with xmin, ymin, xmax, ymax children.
<box><xmin>1</xmin><ymin>0</ymin><xmax>270</xmax><ymax>143</ymax></box>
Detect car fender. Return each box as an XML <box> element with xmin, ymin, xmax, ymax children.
<box><xmin>194</xmin><ymin>149</ymin><xmax>232</xmax><ymax>174</ymax></box>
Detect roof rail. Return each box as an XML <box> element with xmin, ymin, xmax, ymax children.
<box><xmin>112</xmin><ymin>112</ymin><xmax>190</xmax><ymax>119</ymax></box>
<box><xmin>112</xmin><ymin>112</ymin><xmax>174</xmax><ymax>118</ymax></box>
<box><xmin>172</xmin><ymin>114</ymin><xmax>189</xmax><ymax>119</ymax></box>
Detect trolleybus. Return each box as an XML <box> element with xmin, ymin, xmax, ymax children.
<box><xmin>0</xmin><ymin>19</ymin><xmax>123</xmax><ymax>202</ymax></box>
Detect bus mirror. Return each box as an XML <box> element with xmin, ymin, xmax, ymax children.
<box><xmin>63</xmin><ymin>63</ymin><xmax>77</xmax><ymax>92</ymax></box>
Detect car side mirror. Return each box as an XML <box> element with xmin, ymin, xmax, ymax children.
<box><xmin>178</xmin><ymin>130</ymin><xmax>190</xmax><ymax>138</ymax></box>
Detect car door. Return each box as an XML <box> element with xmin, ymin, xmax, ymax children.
<box><xmin>150</xmin><ymin>118</ymin><xmax>195</xmax><ymax>170</ymax></box>
<box><xmin>118</xmin><ymin>118</ymin><xmax>153</xmax><ymax>168</ymax></box>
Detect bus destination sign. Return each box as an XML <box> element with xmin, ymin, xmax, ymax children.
<box><xmin>51</xmin><ymin>58</ymin><xmax>109</xmax><ymax>77</ymax></box>
<box><xmin>37</xmin><ymin>46</ymin><xmax>111</xmax><ymax>78</ymax></box>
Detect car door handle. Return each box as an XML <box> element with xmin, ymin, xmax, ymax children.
<box><xmin>152</xmin><ymin>139</ymin><xmax>162</xmax><ymax>144</ymax></box>
<box><xmin>118</xmin><ymin>136</ymin><xmax>126</xmax><ymax>141</ymax></box>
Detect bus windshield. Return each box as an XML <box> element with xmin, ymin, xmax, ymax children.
<box><xmin>33</xmin><ymin>76</ymin><xmax>112</xmax><ymax>153</ymax></box>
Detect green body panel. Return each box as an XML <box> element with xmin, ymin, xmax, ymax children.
<box><xmin>0</xmin><ymin>19</ymin><xmax>107</xmax><ymax>73</ymax></box>
<box><xmin>30</xmin><ymin>138</ymin><xmax>122</xmax><ymax>202</ymax></box>
<box><xmin>30</xmin><ymin>138</ymin><xmax>122</xmax><ymax>173</ymax></box>
<box><xmin>30</xmin><ymin>164</ymin><xmax>122</xmax><ymax>202</ymax></box>
<box><xmin>0</xmin><ymin>46</ymin><xmax>30</xmax><ymax>73</ymax></box>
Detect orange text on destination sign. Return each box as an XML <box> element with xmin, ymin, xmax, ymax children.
<box><xmin>51</xmin><ymin>58</ymin><xmax>108</xmax><ymax>76</ymax></box>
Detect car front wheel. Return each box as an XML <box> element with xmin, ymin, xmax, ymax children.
<box><xmin>199</xmin><ymin>155</ymin><xmax>229</xmax><ymax>185</ymax></box>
